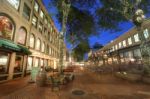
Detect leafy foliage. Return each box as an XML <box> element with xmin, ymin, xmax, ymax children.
<box><xmin>72</xmin><ymin>41</ymin><xmax>90</xmax><ymax>61</ymax></box>
<box><xmin>46</xmin><ymin>0</ymin><xmax>150</xmax><ymax>60</ymax></box>
<box><xmin>92</xmin><ymin>42</ymin><xmax>103</xmax><ymax>50</ymax></box>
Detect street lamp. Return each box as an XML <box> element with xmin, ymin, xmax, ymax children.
<box><xmin>59</xmin><ymin>0</ymin><xmax>71</xmax><ymax>74</ymax></box>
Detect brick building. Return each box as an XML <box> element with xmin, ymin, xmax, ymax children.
<box><xmin>0</xmin><ymin>0</ymin><xmax>64</xmax><ymax>82</ymax></box>
<box><xmin>89</xmin><ymin>18</ymin><xmax>150</xmax><ymax>66</ymax></box>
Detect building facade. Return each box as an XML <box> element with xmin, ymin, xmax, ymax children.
<box><xmin>89</xmin><ymin>18</ymin><xmax>150</xmax><ymax>66</ymax></box>
<box><xmin>0</xmin><ymin>0</ymin><xmax>61</xmax><ymax>82</ymax></box>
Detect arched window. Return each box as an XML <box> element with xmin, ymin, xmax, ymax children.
<box><xmin>41</xmin><ymin>42</ymin><xmax>45</xmax><ymax>52</ymax></box>
<box><xmin>17</xmin><ymin>27</ymin><xmax>27</xmax><ymax>45</ymax></box>
<box><xmin>7</xmin><ymin>0</ymin><xmax>20</xmax><ymax>10</ymax></box>
<box><xmin>0</xmin><ymin>16</ymin><xmax>14</xmax><ymax>40</ymax></box>
<box><xmin>36</xmin><ymin>38</ymin><xmax>41</xmax><ymax>50</ymax></box>
<box><xmin>29</xmin><ymin>34</ymin><xmax>35</xmax><ymax>48</ymax></box>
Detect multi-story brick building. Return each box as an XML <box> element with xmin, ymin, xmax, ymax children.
<box><xmin>89</xmin><ymin>18</ymin><xmax>150</xmax><ymax>66</ymax></box>
<box><xmin>0</xmin><ymin>0</ymin><xmax>62</xmax><ymax>82</ymax></box>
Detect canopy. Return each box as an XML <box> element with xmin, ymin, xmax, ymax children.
<box><xmin>0</xmin><ymin>39</ymin><xmax>21</xmax><ymax>51</ymax></box>
<box><xmin>18</xmin><ymin>45</ymin><xmax>32</xmax><ymax>55</ymax></box>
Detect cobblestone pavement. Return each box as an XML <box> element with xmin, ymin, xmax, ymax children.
<box><xmin>0</xmin><ymin>68</ymin><xmax>150</xmax><ymax>99</ymax></box>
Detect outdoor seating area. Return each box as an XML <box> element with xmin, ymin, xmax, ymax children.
<box><xmin>46</xmin><ymin>73</ymin><xmax>75</xmax><ymax>91</ymax></box>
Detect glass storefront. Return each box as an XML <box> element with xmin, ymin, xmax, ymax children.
<box><xmin>14</xmin><ymin>55</ymin><xmax>23</xmax><ymax>73</ymax></box>
<box><xmin>40</xmin><ymin>59</ymin><xmax>44</xmax><ymax>67</ymax></box>
<box><xmin>0</xmin><ymin>52</ymin><xmax>9</xmax><ymax>74</ymax></box>
<box><xmin>35</xmin><ymin>58</ymin><xmax>39</xmax><ymax>67</ymax></box>
<box><xmin>27</xmin><ymin>57</ymin><xmax>33</xmax><ymax>71</ymax></box>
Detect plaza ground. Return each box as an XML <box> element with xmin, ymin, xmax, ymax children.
<box><xmin>0</xmin><ymin>67</ymin><xmax>150</xmax><ymax>99</ymax></box>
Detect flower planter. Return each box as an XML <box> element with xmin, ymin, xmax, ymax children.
<box><xmin>125</xmin><ymin>73</ymin><xmax>141</xmax><ymax>82</ymax></box>
<box><xmin>115</xmin><ymin>72</ymin><xmax>142</xmax><ymax>82</ymax></box>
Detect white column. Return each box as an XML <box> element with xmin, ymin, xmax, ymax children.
<box><xmin>8</xmin><ymin>53</ymin><xmax>16</xmax><ymax>80</ymax></box>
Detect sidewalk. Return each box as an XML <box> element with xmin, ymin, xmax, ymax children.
<box><xmin>0</xmin><ymin>68</ymin><xmax>150</xmax><ymax>99</ymax></box>
<box><xmin>0</xmin><ymin>76</ymin><xmax>31</xmax><ymax>97</ymax></box>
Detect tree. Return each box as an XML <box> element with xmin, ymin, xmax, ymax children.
<box><xmin>92</xmin><ymin>42</ymin><xmax>103</xmax><ymax>50</ymax></box>
<box><xmin>46</xmin><ymin>0</ymin><xmax>150</xmax><ymax>63</ymax></box>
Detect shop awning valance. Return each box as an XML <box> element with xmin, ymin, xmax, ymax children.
<box><xmin>0</xmin><ymin>39</ymin><xmax>21</xmax><ymax>51</ymax></box>
<box><xmin>18</xmin><ymin>45</ymin><xmax>32</xmax><ymax>55</ymax></box>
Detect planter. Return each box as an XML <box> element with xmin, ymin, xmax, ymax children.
<box><xmin>125</xmin><ymin>73</ymin><xmax>142</xmax><ymax>82</ymax></box>
<box><xmin>115</xmin><ymin>72</ymin><xmax>142</xmax><ymax>82</ymax></box>
<box><xmin>36</xmin><ymin>69</ymin><xmax>47</xmax><ymax>87</ymax></box>
<box><xmin>115</xmin><ymin>72</ymin><xmax>127</xmax><ymax>79</ymax></box>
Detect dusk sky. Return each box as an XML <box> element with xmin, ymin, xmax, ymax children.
<box><xmin>43</xmin><ymin>0</ymin><xmax>135</xmax><ymax>49</ymax></box>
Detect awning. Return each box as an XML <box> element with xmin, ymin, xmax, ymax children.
<box><xmin>18</xmin><ymin>45</ymin><xmax>32</xmax><ymax>55</ymax></box>
<box><xmin>0</xmin><ymin>39</ymin><xmax>21</xmax><ymax>51</ymax></box>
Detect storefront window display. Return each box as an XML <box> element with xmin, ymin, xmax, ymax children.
<box><xmin>0</xmin><ymin>16</ymin><xmax>14</xmax><ymax>40</ymax></box>
<box><xmin>35</xmin><ymin>58</ymin><xmax>39</xmax><ymax>67</ymax></box>
<box><xmin>0</xmin><ymin>52</ymin><xmax>9</xmax><ymax>74</ymax></box>
<box><xmin>27</xmin><ymin>57</ymin><xmax>33</xmax><ymax>71</ymax></box>
<box><xmin>14</xmin><ymin>55</ymin><xmax>23</xmax><ymax>73</ymax></box>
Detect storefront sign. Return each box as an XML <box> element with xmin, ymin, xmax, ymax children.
<box><xmin>31</xmin><ymin>67</ymin><xmax>39</xmax><ymax>82</ymax></box>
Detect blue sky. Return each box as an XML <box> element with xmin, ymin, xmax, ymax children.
<box><xmin>42</xmin><ymin>1</ymin><xmax>138</xmax><ymax>48</ymax></box>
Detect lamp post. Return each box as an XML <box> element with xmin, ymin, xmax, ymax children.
<box><xmin>59</xmin><ymin>0</ymin><xmax>71</xmax><ymax>74</ymax></box>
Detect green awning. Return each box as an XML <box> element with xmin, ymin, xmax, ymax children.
<box><xmin>18</xmin><ymin>45</ymin><xmax>32</xmax><ymax>55</ymax></box>
<box><xmin>0</xmin><ymin>39</ymin><xmax>21</xmax><ymax>51</ymax></box>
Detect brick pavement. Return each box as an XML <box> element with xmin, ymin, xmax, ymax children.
<box><xmin>0</xmin><ymin>68</ymin><xmax>150</xmax><ymax>99</ymax></box>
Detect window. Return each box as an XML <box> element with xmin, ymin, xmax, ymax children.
<box><xmin>34</xmin><ymin>1</ymin><xmax>39</xmax><ymax>12</ymax></box>
<box><xmin>23</xmin><ymin>3</ymin><xmax>31</xmax><ymax>20</ymax></box>
<box><xmin>40</xmin><ymin>59</ymin><xmax>44</xmax><ymax>67</ymax></box>
<box><xmin>40</xmin><ymin>10</ymin><xmax>44</xmax><ymax>19</ymax></box>
<box><xmin>115</xmin><ymin>45</ymin><xmax>118</xmax><ymax>50</ymax></box>
<box><xmin>27</xmin><ymin>57</ymin><xmax>33</xmax><ymax>71</ymax></box>
<box><xmin>35</xmin><ymin>58</ymin><xmax>39</xmax><ymax>67</ymax></box>
<box><xmin>112</xmin><ymin>46</ymin><xmax>115</xmax><ymax>51</ymax></box>
<box><xmin>14</xmin><ymin>55</ymin><xmax>23</xmax><ymax>73</ymax></box>
<box><xmin>0</xmin><ymin>52</ymin><xmax>10</xmax><ymax>74</ymax></box>
<box><xmin>133</xmin><ymin>49</ymin><xmax>141</xmax><ymax>58</ymax></box>
<box><xmin>128</xmin><ymin>37</ymin><xmax>132</xmax><ymax>45</ymax></box>
<box><xmin>32</xmin><ymin>15</ymin><xmax>37</xmax><ymax>27</ymax></box>
<box><xmin>134</xmin><ymin>34</ymin><xmax>140</xmax><ymax>42</ymax></box>
<box><xmin>42</xmin><ymin>42</ymin><xmax>45</xmax><ymax>52</ymax></box>
<box><xmin>39</xmin><ymin>22</ymin><xmax>43</xmax><ymax>33</ymax></box>
<box><xmin>44</xmin><ymin>60</ymin><xmax>48</xmax><ymax>67</ymax></box>
<box><xmin>17</xmin><ymin>27</ymin><xmax>27</xmax><ymax>45</ymax></box>
<box><xmin>0</xmin><ymin>16</ymin><xmax>14</xmax><ymax>40</ymax></box>
<box><xmin>123</xmin><ymin>40</ymin><xmax>126</xmax><ymax>47</ymax></box>
<box><xmin>143</xmin><ymin>29</ymin><xmax>149</xmax><ymax>39</ymax></box>
<box><xmin>119</xmin><ymin>42</ymin><xmax>122</xmax><ymax>48</ymax></box>
<box><xmin>29</xmin><ymin>34</ymin><xmax>35</xmax><ymax>48</ymax></box>
<box><xmin>36</xmin><ymin>38</ymin><xmax>41</xmax><ymax>50</ymax></box>
<box><xmin>7</xmin><ymin>0</ymin><xmax>20</xmax><ymax>10</ymax></box>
